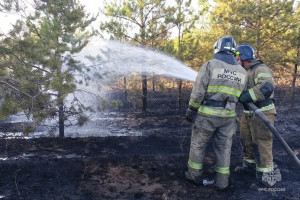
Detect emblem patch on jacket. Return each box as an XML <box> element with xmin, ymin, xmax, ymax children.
<box><xmin>212</xmin><ymin>68</ymin><xmax>246</xmax><ymax>84</ymax></box>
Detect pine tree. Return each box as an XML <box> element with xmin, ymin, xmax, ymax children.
<box><xmin>100</xmin><ymin>0</ymin><xmax>174</xmax><ymax>114</ymax></box>
<box><xmin>0</xmin><ymin>0</ymin><xmax>95</xmax><ymax>137</ymax></box>
<box><xmin>171</xmin><ymin>0</ymin><xmax>199</xmax><ymax>110</ymax></box>
<box><xmin>285</xmin><ymin>2</ymin><xmax>300</xmax><ymax>90</ymax></box>
<box><xmin>211</xmin><ymin>0</ymin><xmax>297</xmax><ymax>67</ymax></box>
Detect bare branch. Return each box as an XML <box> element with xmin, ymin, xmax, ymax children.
<box><xmin>9</xmin><ymin>52</ymin><xmax>52</xmax><ymax>74</ymax></box>
<box><xmin>0</xmin><ymin>80</ymin><xmax>34</xmax><ymax>99</ymax></box>
<box><xmin>112</xmin><ymin>14</ymin><xmax>142</xmax><ymax>27</ymax></box>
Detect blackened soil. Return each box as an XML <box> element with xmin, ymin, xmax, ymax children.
<box><xmin>0</xmin><ymin>87</ymin><xmax>299</xmax><ymax>200</ymax></box>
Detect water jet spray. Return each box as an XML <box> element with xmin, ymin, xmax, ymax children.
<box><xmin>74</xmin><ymin>38</ymin><xmax>300</xmax><ymax>167</ymax></box>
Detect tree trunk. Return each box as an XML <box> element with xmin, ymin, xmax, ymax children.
<box><xmin>178</xmin><ymin>80</ymin><xmax>183</xmax><ymax>110</ymax></box>
<box><xmin>177</xmin><ymin>23</ymin><xmax>183</xmax><ymax>110</ymax></box>
<box><xmin>124</xmin><ymin>76</ymin><xmax>128</xmax><ymax>103</ymax></box>
<box><xmin>256</xmin><ymin>0</ymin><xmax>262</xmax><ymax>57</ymax></box>
<box><xmin>142</xmin><ymin>73</ymin><xmax>147</xmax><ymax>113</ymax></box>
<box><xmin>292</xmin><ymin>40</ymin><xmax>299</xmax><ymax>90</ymax></box>
<box><xmin>140</xmin><ymin>18</ymin><xmax>147</xmax><ymax>114</ymax></box>
<box><xmin>291</xmin><ymin>52</ymin><xmax>299</xmax><ymax>108</ymax></box>
<box><xmin>152</xmin><ymin>73</ymin><xmax>155</xmax><ymax>92</ymax></box>
<box><xmin>58</xmin><ymin>97</ymin><xmax>64</xmax><ymax>138</ymax></box>
<box><xmin>292</xmin><ymin>63</ymin><xmax>298</xmax><ymax>89</ymax></box>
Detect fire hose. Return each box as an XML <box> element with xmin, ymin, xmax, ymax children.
<box><xmin>247</xmin><ymin>103</ymin><xmax>300</xmax><ymax>168</ymax></box>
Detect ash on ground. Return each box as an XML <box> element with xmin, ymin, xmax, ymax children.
<box><xmin>0</xmin><ymin>87</ymin><xmax>299</xmax><ymax>200</ymax></box>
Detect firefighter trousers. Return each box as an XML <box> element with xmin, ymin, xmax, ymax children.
<box><xmin>187</xmin><ymin>114</ymin><xmax>237</xmax><ymax>189</ymax></box>
<box><xmin>240</xmin><ymin>112</ymin><xmax>275</xmax><ymax>172</ymax></box>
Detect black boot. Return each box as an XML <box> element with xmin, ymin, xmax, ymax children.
<box><xmin>185</xmin><ymin>171</ymin><xmax>202</xmax><ymax>186</ymax></box>
<box><xmin>215</xmin><ymin>173</ymin><xmax>230</xmax><ymax>190</ymax></box>
<box><xmin>235</xmin><ymin>160</ymin><xmax>255</xmax><ymax>174</ymax></box>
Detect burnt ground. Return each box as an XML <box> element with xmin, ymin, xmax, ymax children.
<box><xmin>0</xmin><ymin>87</ymin><xmax>299</xmax><ymax>200</ymax></box>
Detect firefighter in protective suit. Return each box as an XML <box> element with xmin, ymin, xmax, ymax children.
<box><xmin>235</xmin><ymin>44</ymin><xmax>281</xmax><ymax>187</ymax></box>
<box><xmin>185</xmin><ymin>36</ymin><xmax>247</xmax><ymax>190</ymax></box>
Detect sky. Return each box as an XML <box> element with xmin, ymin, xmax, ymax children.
<box><xmin>0</xmin><ymin>0</ymin><xmax>200</xmax><ymax>35</ymax></box>
<box><xmin>0</xmin><ymin>0</ymin><xmax>103</xmax><ymax>34</ymax></box>
<box><xmin>1</xmin><ymin>0</ymin><xmax>300</xmax><ymax>35</ymax></box>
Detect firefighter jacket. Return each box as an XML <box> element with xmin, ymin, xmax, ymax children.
<box><xmin>189</xmin><ymin>53</ymin><xmax>247</xmax><ymax>117</ymax></box>
<box><xmin>241</xmin><ymin>60</ymin><xmax>276</xmax><ymax>115</ymax></box>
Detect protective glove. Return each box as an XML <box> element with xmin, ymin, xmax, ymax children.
<box><xmin>186</xmin><ymin>108</ymin><xmax>197</xmax><ymax>123</ymax></box>
<box><xmin>239</xmin><ymin>90</ymin><xmax>252</xmax><ymax>103</ymax></box>
<box><xmin>239</xmin><ymin>94</ymin><xmax>245</xmax><ymax>103</ymax></box>
<box><xmin>241</xmin><ymin>102</ymin><xmax>250</xmax><ymax>110</ymax></box>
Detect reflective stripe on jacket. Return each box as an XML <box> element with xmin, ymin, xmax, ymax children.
<box><xmin>189</xmin><ymin>58</ymin><xmax>247</xmax><ymax>117</ymax></box>
<box><xmin>243</xmin><ymin>61</ymin><xmax>276</xmax><ymax>115</ymax></box>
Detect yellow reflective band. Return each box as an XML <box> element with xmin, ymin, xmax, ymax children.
<box><xmin>244</xmin><ymin>157</ymin><xmax>256</xmax><ymax>164</ymax></box>
<box><xmin>207</xmin><ymin>85</ymin><xmax>242</xmax><ymax>97</ymax></box>
<box><xmin>215</xmin><ymin>166</ymin><xmax>230</xmax><ymax>174</ymax></box>
<box><xmin>248</xmin><ymin>88</ymin><xmax>257</xmax><ymax>102</ymax></box>
<box><xmin>189</xmin><ymin>99</ymin><xmax>201</xmax><ymax>109</ymax></box>
<box><xmin>198</xmin><ymin>105</ymin><xmax>236</xmax><ymax>117</ymax></box>
<box><xmin>260</xmin><ymin>103</ymin><xmax>275</xmax><ymax>112</ymax></box>
<box><xmin>243</xmin><ymin>110</ymin><xmax>251</xmax><ymax>114</ymax></box>
<box><xmin>243</xmin><ymin>103</ymin><xmax>275</xmax><ymax>115</ymax></box>
<box><xmin>188</xmin><ymin>159</ymin><xmax>203</xmax><ymax>170</ymax></box>
<box><xmin>256</xmin><ymin>166</ymin><xmax>274</xmax><ymax>173</ymax></box>
<box><xmin>254</xmin><ymin>73</ymin><xmax>274</xmax><ymax>84</ymax></box>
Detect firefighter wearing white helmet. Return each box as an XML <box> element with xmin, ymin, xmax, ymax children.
<box><xmin>185</xmin><ymin>36</ymin><xmax>247</xmax><ymax>190</ymax></box>
<box><xmin>235</xmin><ymin>44</ymin><xmax>281</xmax><ymax>187</ymax></box>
